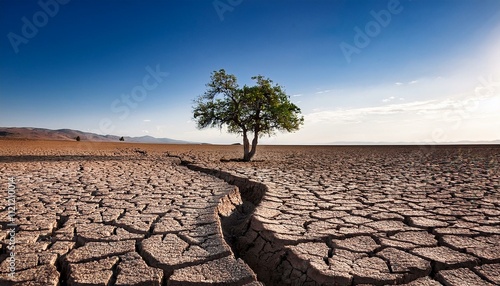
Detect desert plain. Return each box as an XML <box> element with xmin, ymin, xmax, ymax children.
<box><xmin>0</xmin><ymin>139</ymin><xmax>499</xmax><ymax>286</ymax></box>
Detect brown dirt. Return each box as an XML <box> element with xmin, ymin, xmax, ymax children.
<box><xmin>0</xmin><ymin>139</ymin><xmax>499</xmax><ymax>286</ymax></box>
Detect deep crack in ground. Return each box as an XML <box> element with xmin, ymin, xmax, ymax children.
<box><xmin>0</xmin><ymin>141</ymin><xmax>499</xmax><ymax>286</ymax></box>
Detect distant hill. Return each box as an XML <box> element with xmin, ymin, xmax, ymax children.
<box><xmin>0</xmin><ymin>127</ymin><xmax>193</xmax><ymax>144</ymax></box>
<box><xmin>2</xmin><ymin>127</ymin><xmax>498</xmax><ymax>145</ymax></box>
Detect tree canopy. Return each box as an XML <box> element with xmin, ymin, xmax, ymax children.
<box><xmin>193</xmin><ymin>69</ymin><xmax>303</xmax><ymax>161</ymax></box>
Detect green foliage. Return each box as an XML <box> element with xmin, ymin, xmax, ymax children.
<box><xmin>193</xmin><ymin>69</ymin><xmax>304</xmax><ymax>137</ymax></box>
<box><xmin>193</xmin><ymin>69</ymin><xmax>304</xmax><ymax>161</ymax></box>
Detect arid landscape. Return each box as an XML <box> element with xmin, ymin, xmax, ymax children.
<box><xmin>0</xmin><ymin>140</ymin><xmax>499</xmax><ymax>285</ymax></box>
<box><xmin>3</xmin><ymin>0</ymin><xmax>500</xmax><ymax>284</ymax></box>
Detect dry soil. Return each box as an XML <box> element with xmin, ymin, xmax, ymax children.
<box><xmin>0</xmin><ymin>140</ymin><xmax>499</xmax><ymax>286</ymax></box>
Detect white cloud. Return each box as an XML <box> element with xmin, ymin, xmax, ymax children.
<box><xmin>306</xmin><ymin>100</ymin><xmax>436</xmax><ymax>124</ymax></box>
<box><xmin>394</xmin><ymin>80</ymin><xmax>418</xmax><ymax>86</ymax></box>
<box><xmin>306</xmin><ymin>88</ymin><xmax>500</xmax><ymax>125</ymax></box>
<box><xmin>474</xmin><ymin>75</ymin><xmax>500</xmax><ymax>99</ymax></box>
<box><xmin>315</xmin><ymin>89</ymin><xmax>332</xmax><ymax>94</ymax></box>
<box><xmin>285</xmin><ymin>91</ymin><xmax>499</xmax><ymax>144</ymax></box>
<box><xmin>292</xmin><ymin>94</ymin><xmax>303</xmax><ymax>97</ymax></box>
<box><xmin>382</xmin><ymin>96</ymin><xmax>396</xmax><ymax>103</ymax></box>
<box><xmin>143</xmin><ymin>119</ymin><xmax>151</xmax><ymax>122</ymax></box>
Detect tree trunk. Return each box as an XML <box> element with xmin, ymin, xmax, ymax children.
<box><xmin>243</xmin><ymin>131</ymin><xmax>251</xmax><ymax>161</ymax></box>
<box><xmin>247</xmin><ymin>134</ymin><xmax>258</xmax><ymax>161</ymax></box>
<box><xmin>242</xmin><ymin>131</ymin><xmax>258</xmax><ymax>162</ymax></box>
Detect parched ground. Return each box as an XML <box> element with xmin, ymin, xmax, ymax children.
<box><xmin>0</xmin><ymin>140</ymin><xmax>499</xmax><ymax>286</ymax></box>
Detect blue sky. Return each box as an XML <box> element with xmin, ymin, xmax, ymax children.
<box><xmin>1</xmin><ymin>0</ymin><xmax>499</xmax><ymax>144</ymax></box>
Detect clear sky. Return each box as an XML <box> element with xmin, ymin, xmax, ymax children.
<box><xmin>1</xmin><ymin>0</ymin><xmax>499</xmax><ymax>144</ymax></box>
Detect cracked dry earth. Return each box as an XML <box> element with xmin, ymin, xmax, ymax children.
<box><xmin>0</xmin><ymin>141</ymin><xmax>499</xmax><ymax>286</ymax></box>
<box><xmin>0</xmin><ymin>141</ymin><xmax>258</xmax><ymax>286</ymax></box>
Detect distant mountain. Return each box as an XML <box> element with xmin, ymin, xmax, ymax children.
<box><xmin>2</xmin><ymin>127</ymin><xmax>498</xmax><ymax>145</ymax></box>
<box><xmin>124</xmin><ymin>135</ymin><xmax>192</xmax><ymax>144</ymax></box>
<box><xmin>0</xmin><ymin>127</ymin><xmax>193</xmax><ymax>144</ymax></box>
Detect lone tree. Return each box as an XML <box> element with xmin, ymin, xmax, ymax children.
<box><xmin>75</xmin><ymin>136</ymin><xmax>81</xmax><ymax>142</ymax></box>
<box><xmin>119</xmin><ymin>136</ymin><xmax>125</xmax><ymax>141</ymax></box>
<box><xmin>193</xmin><ymin>69</ymin><xmax>304</xmax><ymax>161</ymax></box>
